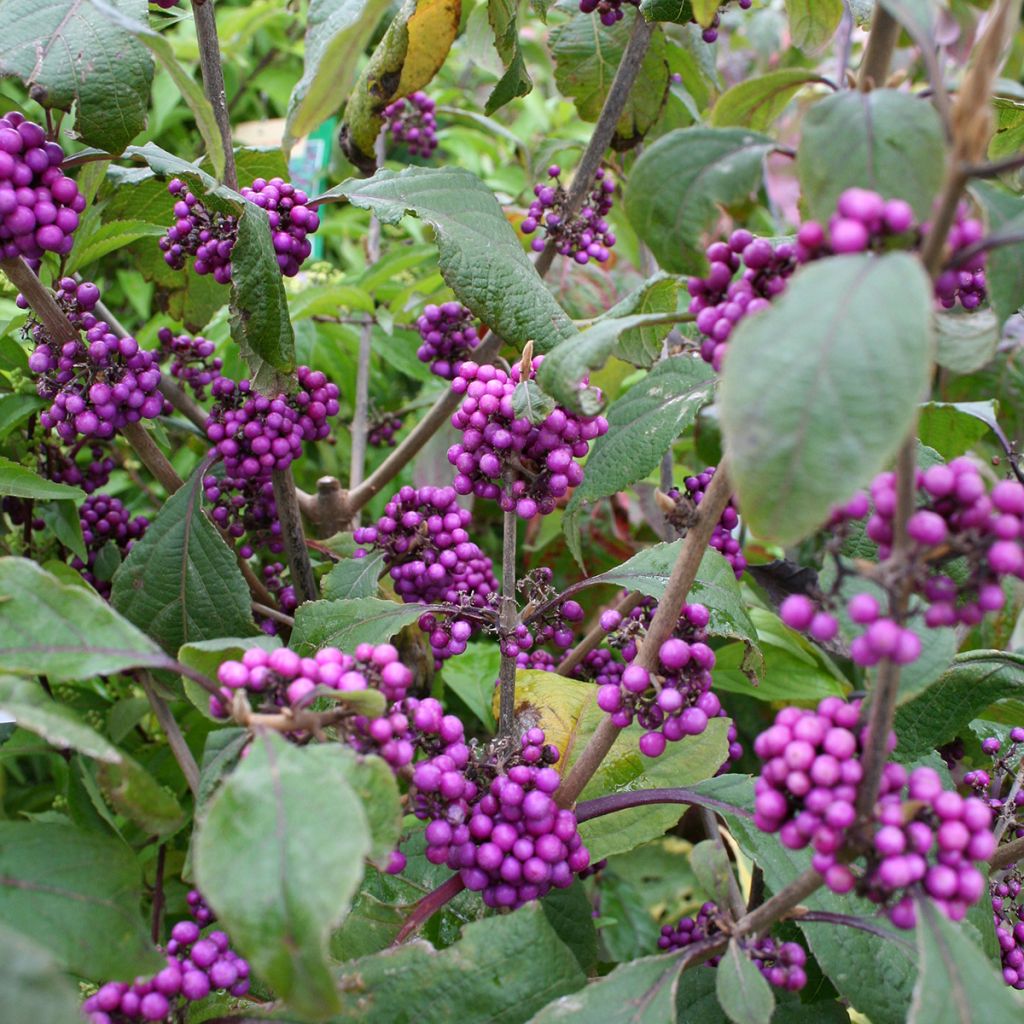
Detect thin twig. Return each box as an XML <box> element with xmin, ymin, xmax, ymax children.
<box><xmin>556</xmin><ymin>591</ymin><xmax>644</xmax><ymax>677</ymax></box>
<box><xmin>991</xmin><ymin>835</ymin><xmax>1024</xmax><ymax>871</ymax></box>
<box><xmin>151</xmin><ymin>843</ymin><xmax>167</xmax><ymax>944</ymax></box>
<box><xmin>190</xmin><ymin>0</ymin><xmax>238</xmax><ymax>189</ymax></box>
<box><xmin>857</xmin><ymin>5</ymin><xmax>901</xmax><ymax>91</ymax></box>
<box><xmin>497</xmin><ymin>502</ymin><xmax>519</xmax><ymax>740</ymax></box>
<box><xmin>556</xmin><ymin>465</ymin><xmax>735</xmax><ymax>808</ymax></box>
<box><xmin>793</xmin><ymin>909</ymin><xmax>915</xmax><ymax>948</ymax></box>
<box><xmin>271</xmin><ymin>468</ymin><xmax>318</xmax><ymax>604</ymax></box>
<box><xmin>252</xmin><ymin>602</ymin><xmax>295</xmax><ymax>628</ymax></box>
<box><xmin>393</xmin><ymin>874</ymin><xmax>466</xmax><ymax>944</ymax></box>
<box><xmin>700</xmin><ymin>807</ymin><xmax>748</xmax><ymax>920</ymax></box>
<box><xmin>140</xmin><ymin>673</ymin><xmax>200</xmax><ymax>797</ymax></box>
<box><xmin>574</xmin><ymin>786</ymin><xmax>753</xmax><ymax>822</ymax></box>
<box><xmin>121</xmin><ymin>422</ymin><xmax>184</xmax><ymax>494</ymax></box>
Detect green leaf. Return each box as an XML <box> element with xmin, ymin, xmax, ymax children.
<box><xmin>513</xmin><ymin>378</ymin><xmax>558</xmax><ymax>424</ymax></box>
<box><xmin>322</xmin><ymin>552</ymin><xmax>384</xmax><ymax>601</ymax></box>
<box><xmin>178</xmin><ymin>635</ymin><xmax>280</xmax><ymax>715</ymax></box>
<box><xmin>989</xmin><ymin>97</ymin><xmax>1024</xmax><ymax>161</ymax></box>
<box><xmin>0</xmin><ymin>0</ymin><xmax>153</xmax><ymax>153</ymax></box>
<box><xmin>230</xmin><ymin>201</ymin><xmax>296</xmax><ymax>379</ymax></box>
<box><xmin>318</xmin><ymin>167</ymin><xmax>577</xmax><ymax>354</ymax></box>
<box><xmin>711</xmin><ymin>69</ymin><xmax>826</xmax><ymax>131</ymax></box>
<box><xmin>894</xmin><ymin>651</ymin><xmax>1024</xmax><ymax>760</ymax></box>
<box><xmin>110</xmin><ymin>465</ymin><xmax>256</xmax><ymax>655</ymax></box>
<box><xmin>67</xmin><ymin>218</ymin><xmax>166</xmax><ymax>275</ymax></box>
<box><xmin>564</xmin><ymin>356</ymin><xmax>716</xmax><ymax>558</ymax></box>
<box><xmin>918</xmin><ymin>401</ymin><xmax>998</xmax><ymax>460</ymax></box>
<box><xmin>339</xmin><ymin>0</ymin><xmax>462</xmax><ymax>171</ymax></box>
<box><xmin>784</xmin><ymin>0</ymin><xmax>844</xmax><ymax>51</ymax></box>
<box><xmin>719</xmin><ymin>253</ymin><xmax>934</xmax><ymax>545</ymax></box>
<box><xmin>290</xmin><ymin>597</ymin><xmax>428</xmax><ymax>655</ymax></box>
<box><xmin>910</xmin><ymin>903</ymin><xmax>1024</xmax><ymax>1022</ymax></box>
<box><xmin>935</xmin><ymin>309</ymin><xmax>999</xmax><ymax>375</ymax></box>
<box><xmin>540</xmin><ymin>883</ymin><xmax>600</xmax><ymax>974</ymax></box>
<box><xmin>537</xmin><ymin>313</ymin><xmax>694</xmax><ymax>414</ymax></box>
<box><xmin>334</xmin><ymin>747</ymin><xmax>403</xmax><ymax>867</ymax></box>
<box><xmin>551</xmin><ymin>12</ymin><xmax>669</xmax><ymax>147</ymax></box>
<box><xmin>86</xmin><ymin>0</ymin><xmax>224</xmax><ymax>181</ymax></box>
<box><xmin>0</xmin><ymin>923</ymin><xmax>84</xmax><ymax>1024</ymax></box>
<box><xmin>528</xmin><ymin>953</ymin><xmax>681</xmax><ymax>1023</ymax></box>
<box><xmin>797</xmin><ymin>89</ymin><xmax>947</xmax><ymax>224</ymax></box>
<box><xmin>717</xmin><ymin>940</ymin><xmax>775</xmax><ymax>1024</ymax></box>
<box><xmin>194</xmin><ymin>734</ymin><xmax>372</xmax><ymax>1019</ymax></box>
<box><xmin>604</xmin><ymin>274</ymin><xmax>682</xmax><ymax>369</ymax></box>
<box><xmin>441</xmin><ymin>641</ymin><xmax>500</xmax><ymax>730</ymax></box>
<box><xmin>0</xmin><ymin>456</ymin><xmax>83</xmax><ymax>502</ymax></box>
<box><xmin>284</xmin><ymin>0</ymin><xmax>394</xmax><ymax>151</ymax></box>
<box><xmin>0</xmin><ymin>675</ymin><xmax>122</xmax><ymax>763</ymax></box>
<box><xmin>690</xmin><ymin>0</ymin><xmax>719</xmax><ymax>24</ymax></box>
<box><xmin>96</xmin><ymin>753</ymin><xmax>185</xmax><ymax>837</ymax></box>
<box><xmin>639</xmin><ymin>0</ymin><xmax>694</xmax><ymax>24</ymax></box>
<box><xmin>970</xmin><ymin>181</ymin><xmax>1024</xmax><ymax>328</ymax></box>
<box><xmin>624</xmin><ymin>128</ymin><xmax>774</xmax><ymax>274</ymax></box>
<box><xmin>0</xmin><ymin>393</ymin><xmax>45</xmax><ymax>440</ymax></box>
<box><xmin>689</xmin><ymin>839</ymin><xmax>735</xmax><ymax>909</ymax></box>
<box><xmin>486</xmin><ymin>0</ymin><xmax>533</xmax><ymax>114</ymax></box>
<box><xmin>0</xmin><ymin>557</ymin><xmax>169</xmax><ymax>681</ymax></box>
<box><xmin>36</xmin><ymin>498</ymin><xmax>87</xmax><ymax>562</ymax></box>
<box><xmin>0</xmin><ymin>821</ymin><xmax>159</xmax><ymax>980</ymax></box>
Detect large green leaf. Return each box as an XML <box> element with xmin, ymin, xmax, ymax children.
<box><xmin>717</xmin><ymin>940</ymin><xmax>774</xmax><ymax>1024</ymax></box>
<box><xmin>719</xmin><ymin>253</ymin><xmax>934</xmax><ymax>545</ymax></box>
<box><xmin>529</xmin><ymin>953</ymin><xmax>682</xmax><ymax>1023</ymax></box>
<box><xmin>0</xmin><ymin>557</ymin><xmax>169</xmax><ymax>681</ymax></box>
<box><xmin>0</xmin><ymin>924</ymin><xmax>83</xmax><ymax>1024</ymax></box>
<box><xmin>711</xmin><ymin>69</ymin><xmax>826</xmax><ymax>131</ymax></box>
<box><xmin>290</xmin><ymin>596</ymin><xmax>428</xmax><ymax>655</ymax></box>
<box><xmin>551</xmin><ymin>12</ymin><xmax>669</xmax><ymax>146</ymax></box>
<box><xmin>96</xmin><ymin>753</ymin><xmax>185</xmax><ymax>837</ymax></box>
<box><xmin>284</xmin><ymin>0</ymin><xmax>394</xmax><ymax>150</ymax></box>
<box><xmin>66</xmin><ymin>218</ymin><xmax>166</xmax><ymax>275</ymax></box>
<box><xmin>440</xmin><ymin>641</ymin><xmax>500</xmax><ymax>730</ymax></box>
<box><xmin>0</xmin><ymin>675</ymin><xmax>122</xmax><ymax>763</ymax></box>
<box><xmin>194</xmin><ymin>734</ymin><xmax>372</xmax><ymax>1019</ymax></box>
<box><xmin>486</xmin><ymin>0</ymin><xmax>533</xmax><ymax>113</ymax></box>
<box><xmin>894</xmin><ymin>651</ymin><xmax>1024</xmax><ymax>760</ymax></box>
<box><xmin>0</xmin><ymin>0</ymin><xmax>152</xmax><ymax>153</ymax></box>
<box><xmin>317</xmin><ymin>167</ymin><xmax>576</xmax><ymax>353</ymax></box>
<box><xmin>322</xmin><ymin>552</ymin><xmax>385</xmax><ymax>601</ymax></box>
<box><xmin>0</xmin><ymin>456</ymin><xmax>83</xmax><ymax>502</ymax></box>
<box><xmin>784</xmin><ymin>0</ymin><xmax>844</xmax><ymax>50</ymax></box>
<box><xmin>935</xmin><ymin>309</ymin><xmax>1000</xmax><ymax>375</ymax></box>
<box><xmin>989</xmin><ymin>97</ymin><xmax>1024</xmax><ymax>160</ymax></box>
<box><xmin>562</xmin><ymin>357</ymin><xmax>716</xmax><ymax>562</ymax></box>
<box><xmin>971</xmin><ymin>181</ymin><xmax>1024</xmax><ymax>328</ymax></box>
<box><xmin>797</xmin><ymin>89</ymin><xmax>946</xmax><ymax>224</ymax></box>
<box><xmin>0</xmin><ymin>821</ymin><xmax>159</xmax><ymax>981</ymax></box>
<box><xmin>624</xmin><ymin>128</ymin><xmax>774</xmax><ymax>274</ymax></box>
<box><xmin>910</xmin><ymin>905</ymin><xmax>1024</xmax><ymax>1022</ymax></box>
<box><xmin>918</xmin><ymin>400</ymin><xmax>998</xmax><ymax>460</ymax></box>
<box><xmin>111</xmin><ymin>465</ymin><xmax>256</xmax><ymax>655</ymax></box>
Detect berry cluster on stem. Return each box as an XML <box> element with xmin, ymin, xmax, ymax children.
<box><xmin>416</xmin><ymin>301</ymin><xmax>480</xmax><ymax>380</ymax></box>
<box><xmin>73</xmin><ymin>494</ymin><xmax>149</xmax><ymax>598</ymax></box>
<box><xmin>521</xmin><ymin>165</ymin><xmax>616</xmax><ymax>265</ymax></box>
<box><xmin>384</xmin><ymin>92</ymin><xmax>438</xmax><ymax>159</ymax></box>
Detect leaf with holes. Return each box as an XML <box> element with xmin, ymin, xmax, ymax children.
<box><xmin>0</xmin><ymin>0</ymin><xmax>152</xmax><ymax>153</ymax></box>
<box><xmin>110</xmin><ymin>465</ymin><xmax>257</xmax><ymax>654</ymax></box>
<box><xmin>719</xmin><ymin>253</ymin><xmax>934</xmax><ymax>545</ymax></box>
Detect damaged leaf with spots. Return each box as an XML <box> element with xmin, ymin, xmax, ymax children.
<box><xmin>339</xmin><ymin>0</ymin><xmax>462</xmax><ymax>173</ymax></box>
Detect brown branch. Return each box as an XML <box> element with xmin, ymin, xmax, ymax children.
<box><xmin>991</xmin><ymin>835</ymin><xmax>1024</xmax><ymax>872</ymax></box>
<box><xmin>121</xmin><ymin>422</ymin><xmax>184</xmax><ymax>494</ymax></box>
<box><xmin>139</xmin><ymin>672</ymin><xmax>200</xmax><ymax>797</ymax></box>
<box><xmin>557</xmin><ymin>591</ymin><xmax>644</xmax><ymax>677</ymax></box>
<box><xmin>271</xmin><ymin>469</ymin><xmax>318</xmax><ymax>604</ymax></box>
<box><xmin>497</xmin><ymin>502</ymin><xmax>518</xmax><ymax>740</ymax></box>
<box><xmin>190</xmin><ymin>0</ymin><xmax>238</xmax><ymax>189</ymax></box>
<box><xmin>857</xmin><ymin>6</ymin><xmax>901</xmax><ymax>91</ymax></box>
<box><xmin>555</xmin><ymin>464</ymin><xmax>735</xmax><ymax>808</ymax></box>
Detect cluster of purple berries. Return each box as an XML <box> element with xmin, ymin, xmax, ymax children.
<box><xmin>151</xmin><ymin>0</ymin><xmax>181</xmax><ymax>8</ymax></box>
<box><xmin>577</xmin><ymin>0</ymin><xmax>639</xmax><ymax>28</ymax></box>
<box><xmin>209</xmin><ymin>642</ymin><xmax>413</xmax><ymax>720</ymax></box>
<box><xmin>204</xmin><ymin>470</ymin><xmax>281</xmax><ymax>559</ymax></box>
<box><xmin>72</xmin><ymin>494</ymin><xmax>149</xmax><ymax>597</ymax></box>
<box><xmin>753</xmin><ymin>698</ymin><xmax>994</xmax><ymax>928</ymax></box>
<box><xmin>82</xmin><ymin>899</ymin><xmax>249</xmax><ymax>1023</ymax></box>
<box><xmin>258</xmin><ymin>561</ymin><xmax>297</xmax><ymax>634</ymax></box>
<box><xmin>358</xmin><ymin>694</ymin><xmax>466</xmax><ymax>774</ymax></box>
<box><xmin>204</xmin><ymin>367</ymin><xmax>339</xmax><ymax>480</ymax></box>
<box><xmin>159</xmin><ymin>179</ymin><xmax>237</xmax><ymax>284</ymax></box>
<box><xmin>368</xmin><ymin>412</ymin><xmax>402</xmax><ymax>447</ymax></box>
<box><xmin>448</xmin><ymin>358</ymin><xmax>609</xmax><ymax>519</ymax></box>
<box><xmin>420</xmin><ymin>729</ymin><xmax>590</xmax><ymax>909</ymax></box>
<box><xmin>28</xmin><ymin>284</ymin><xmax>164</xmax><ymax>443</ymax></box>
<box><xmin>39</xmin><ymin>440</ymin><xmax>114</xmax><ymax>495</ymax></box>
<box><xmin>520</xmin><ymin>165</ymin><xmax>616</xmax><ymax>265</ymax></box>
<box><xmin>658</xmin><ymin>901</ymin><xmax>807</xmax><ymax>990</ymax></box>
<box><xmin>666</xmin><ymin>466</ymin><xmax>745</xmax><ymax>578</ymax></box>
<box><xmin>156</xmin><ymin>328</ymin><xmax>222</xmax><ymax>401</ymax></box>
<box><xmin>509</xmin><ymin>597</ymin><xmax>585</xmax><ymax>658</ymax></box>
<box><xmin>416</xmin><ymin>301</ymin><xmax>480</xmax><ymax>379</ymax></box>
<box><xmin>964</xmin><ymin>730</ymin><xmax>1024</xmax><ymax>841</ymax></box>
<box><xmin>0</xmin><ymin>113</ymin><xmax>84</xmax><ymax>264</ymax></box>
<box><xmin>687</xmin><ymin>229</ymin><xmax>797</xmax><ymax>371</ymax></box>
<box><xmin>240</xmin><ymin>177</ymin><xmax>320</xmax><ymax>278</ymax></box>
<box><xmin>993</xmin><ymin>870</ymin><xmax>1024</xmax><ymax>989</ymax></box>
<box><xmin>596</xmin><ymin>607</ymin><xmax>720</xmax><ymax>758</ymax></box>
<box><xmin>384</xmin><ymin>92</ymin><xmax>438</xmax><ymax>159</ymax></box>
<box><xmin>353</xmin><ymin>485</ymin><xmax>498</xmax><ymax>664</ymax></box>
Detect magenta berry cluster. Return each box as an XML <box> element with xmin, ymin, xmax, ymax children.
<box><xmin>156</xmin><ymin>328</ymin><xmax>222</xmax><ymax>401</ymax></box>
<box><xmin>209</xmin><ymin>642</ymin><xmax>413</xmax><ymax>720</ymax></box>
<box><xmin>753</xmin><ymin>698</ymin><xmax>994</xmax><ymax>928</ymax></box>
<box><xmin>82</xmin><ymin>906</ymin><xmax>249</xmax><ymax>1023</ymax></box>
<box><xmin>353</xmin><ymin>484</ymin><xmax>498</xmax><ymax>663</ymax></box>
<box><xmin>384</xmin><ymin>91</ymin><xmax>438</xmax><ymax>159</ymax></box>
<box><xmin>448</xmin><ymin>357</ymin><xmax>609</xmax><ymax>518</ymax></box>
<box><xmin>159</xmin><ymin>179</ymin><xmax>238</xmax><ymax>284</ymax></box>
<box><xmin>578</xmin><ymin>0</ymin><xmax>639</xmax><ymax>28</ymax></box>
<box><xmin>687</xmin><ymin>230</ymin><xmax>798</xmax><ymax>371</ymax></box>
<box><xmin>240</xmin><ymin>177</ymin><xmax>320</xmax><ymax>278</ymax></box>
<box><xmin>0</xmin><ymin>113</ymin><xmax>84</xmax><ymax>264</ymax></box>
<box><xmin>420</xmin><ymin>728</ymin><xmax>590</xmax><ymax>909</ymax></box>
<box><xmin>39</xmin><ymin>440</ymin><xmax>115</xmax><ymax>496</ymax></box>
<box><xmin>71</xmin><ymin>495</ymin><xmax>148</xmax><ymax>597</ymax></box>
<box><xmin>28</xmin><ymin>287</ymin><xmax>164</xmax><ymax>443</ymax></box>
<box><xmin>416</xmin><ymin>301</ymin><xmax>480</xmax><ymax>379</ymax></box>
<box><xmin>658</xmin><ymin>901</ymin><xmax>807</xmax><ymax>990</ymax></box>
<box><xmin>204</xmin><ymin>367</ymin><xmax>339</xmax><ymax>480</ymax></box>
<box><xmin>520</xmin><ymin>165</ymin><xmax>616</xmax><ymax>265</ymax></box>
<box><xmin>993</xmin><ymin>870</ymin><xmax>1024</xmax><ymax>989</ymax></box>
<box><xmin>357</xmin><ymin>695</ymin><xmax>467</xmax><ymax>774</ymax></box>
<box><xmin>204</xmin><ymin>471</ymin><xmax>282</xmax><ymax>559</ymax></box>
<box><xmin>964</xmin><ymin>729</ymin><xmax>1024</xmax><ymax>841</ymax></box>
<box><xmin>667</xmin><ymin>466</ymin><xmax>745</xmax><ymax>578</ymax></box>
<box><xmin>257</xmin><ymin>561</ymin><xmax>297</xmax><ymax>634</ymax></box>
<box><xmin>368</xmin><ymin>412</ymin><xmax>402</xmax><ymax>447</ymax></box>
<box><xmin>151</xmin><ymin>0</ymin><xmax>181</xmax><ymax>7</ymax></box>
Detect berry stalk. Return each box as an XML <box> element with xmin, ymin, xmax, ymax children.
<box><xmin>497</xmin><ymin>491</ymin><xmax>519</xmax><ymax>739</ymax></box>
<box><xmin>189</xmin><ymin>0</ymin><xmax>238</xmax><ymax>189</ymax></box>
